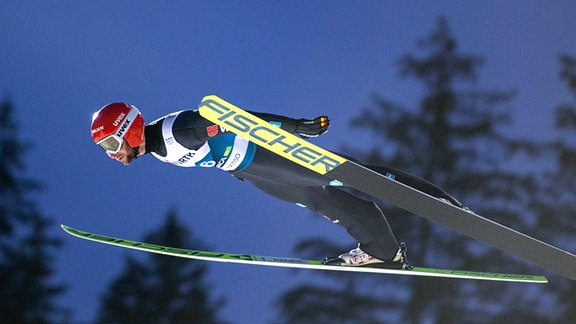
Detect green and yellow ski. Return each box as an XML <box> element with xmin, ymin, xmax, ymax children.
<box><xmin>62</xmin><ymin>225</ymin><xmax>547</xmax><ymax>283</ymax></box>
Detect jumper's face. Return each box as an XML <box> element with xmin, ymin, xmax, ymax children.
<box><xmin>108</xmin><ymin>140</ymin><xmax>138</xmax><ymax>166</ymax></box>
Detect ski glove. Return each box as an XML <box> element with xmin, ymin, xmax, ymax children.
<box><xmin>296</xmin><ymin>116</ymin><xmax>330</xmax><ymax>138</ymax></box>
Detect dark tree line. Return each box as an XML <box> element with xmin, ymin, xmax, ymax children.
<box><xmin>0</xmin><ymin>100</ymin><xmax>67</xmax><ymax>323</ymax></box>
<box><xmin>96</xmin><ymin>210</ymin><xmax>227</xmax><ymax>324</ymax></box>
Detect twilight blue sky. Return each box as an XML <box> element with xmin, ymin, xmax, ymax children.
<box><xmin>1</xmin><ymin>1</ymin><xmax>575</xmax><ymax>323</ymax></box>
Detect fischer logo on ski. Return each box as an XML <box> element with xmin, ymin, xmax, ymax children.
<box><xmin>199</xmin><ymin>96</ymin><xmax>346</xmax><ymax>174</ymax></box>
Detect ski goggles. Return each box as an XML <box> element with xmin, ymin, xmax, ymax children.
<box><xmin>97</xmin><ymin>134</ymin><xmax>125</xmax><ymax>154</ymax></box>
<box><xmin>96</xmin><ymin>108</ymin><xmax>139</xmax><ymax>154</ymax></box>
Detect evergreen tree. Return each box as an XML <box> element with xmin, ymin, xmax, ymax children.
<box><xmin>277</xmin><ymin>17</ymin><xmax>550</xmax><ymax>323</ymax></box>
<box><xmin>530</xmin><ymin>54</ymin><xmax>576</xmax><ymax>322</ymax></box>
<box><xmin>351</xmin><ymin>17</ymin><xmax>546</xmax><ymax>322</ymax></box>
<box><xmin>0</xmin><ymin>99</ymin><xmax>66</xmax><ymax>323</ymax></box>
<box><xmin>96</xmin><ymin>210</ymin><xmax>226</xmax><ymax>324</ymax></box>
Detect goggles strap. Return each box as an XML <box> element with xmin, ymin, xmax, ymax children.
<box><xmin>115</xmin><ymin>108</ymin><xmax>139</xmax><ymax>139</ymax></box>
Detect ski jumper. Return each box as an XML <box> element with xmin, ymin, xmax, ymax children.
<box><xmin>144</xmin><ymin>110</ymin><xmax>459</xmax><ymax>261</ymax></box>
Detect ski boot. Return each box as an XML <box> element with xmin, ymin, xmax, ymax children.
<box><xmin>323</xmin><ymin>242</ymin><xmax>413</xmax><ymax>270</ymax></box>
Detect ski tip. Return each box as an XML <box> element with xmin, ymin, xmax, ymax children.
<box><xmin>60</xmin><ymin>224</ymin><xmax>77</xmax><ymax>235</ymax></box>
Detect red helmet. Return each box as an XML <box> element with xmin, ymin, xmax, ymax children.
<box><xmin>91</xmin><ymin>102</ymin><xmax>145</xmax><ymax>154</ymax></box>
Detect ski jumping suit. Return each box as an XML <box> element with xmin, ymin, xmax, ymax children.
<box><xmin>144</xmin><ymin>110</ymin><xmax>459</xmax><ymax>261</ymax></box>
